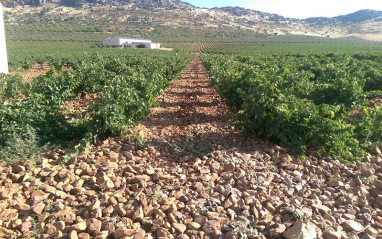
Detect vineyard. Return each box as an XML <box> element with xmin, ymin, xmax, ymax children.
<box><xmin>3</xmin><ymin>41</ymin><xmax>382</xmax><ymax>162</ymax></box>
<box><xmin>1</xmin><ymin>39</ymin><xmax>382</xmax><ymax>239</ymax></box>
<box><xmin>6</xmin><ymin>23</ymin><xmax>380</xmax><ymax>44</ymax></box>
<box><xmin>1</xmin><ymin>50</ymin><xmax>193</xmax><ymax>163</ymax></box>
<box><xmin>202</xmin><ymin>52</ymin><xmax>382</xmax><ymax>161</ymax></box>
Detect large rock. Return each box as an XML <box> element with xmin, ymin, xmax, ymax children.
<box><xmin>202</xmin><ymin>220</ymin><xmax>221</xmax><ymax>234</ymax></box>
<box><xmin>0</xmin><ymin>227</ymin><xmax>12</xmax><ymax>238</ymax></box>
<box><xmin>87</xmin><ymin>218</ymin><xmax>102</xmax><ymax>235</ymax></box>
<box><xmin>133</xmin><ymin>229</ymin><xmax>146</xmax><ymax>239</ymax></box>
<box><xmin>376</xmin><ymin>195</ymin><xmax>382</xmax><ymax>207</ymax></box>
<box><xmin>172</xmin><ymin>223</ymin><xmax>187</xmax><ymax>234</ymax></box>
<box><xmin>369</xmin><ymin>146</ymin><xmax>381</xmax><ymax>155</ymax></box>
<box><xmin>342</xmin><ymin>220</ymin><xmax>363</xmax><ymax>232</ymax></box>
<box><xmin>323</xmin><ymin>230</ymin><xmax>342</xmax><ymax>239</ymax></box>
<box><xmin>70</xmin><ymin>221</ymin><xmax>87</xmax><ymax>233</ymax></box>
<box><xmin>312</xmin><ymin>204</ymin><xmax>331</xmax><ymax>215</ymax></box>
<box><xmin>284</xmin><ymin>221</ymin><xmax>317</xmax><ymax>239</ymax></box>
<box><xmin>31</xmin><ymin>202</ymin><xmax>45</xmax><ymax>215</ymax></box>
<box><xmin>270</xmin><ymin>224</ymin><xmax>286</xmax><ymax>238</ymax></box>
<box><xmin>68</xmin><ymin>230</ymin><xmax>79</xmax><ymax>239</ymax></box>
<box><xmin>133</xmin><ymin>206</ymin><xmax>144</xmax><ymax>221</ymax></box>
<box><xmin>114</xmin><ymin>228</ymin><xmax>135</xmax><ymax>238</ymax></box>
<box><xmin>20</xmin><ymin>221</ymin><xmax>32</xmax><ymax>233</ymax></box>
<box><xmin>373</xmin><ymin>179</ymin><xmax>382</xmax><ymax>190</ymax></box>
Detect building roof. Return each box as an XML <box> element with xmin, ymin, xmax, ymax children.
<box><xmin>108</xmin><ymin>37</ymin><xmax>152</xmax><ymax>41</ymax></box>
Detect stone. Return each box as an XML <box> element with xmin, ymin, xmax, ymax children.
<box><xmin>31</xmin><ymin>202</ymin><xmax>45</xmax><ymax>215</ymax></box>
<box><xmin>114</xmin><ymin>228</ymin><xmax>135</xmax><ymax>238</ymax></box>
<box><xmin>15</xmin><ymin>203</ymin><xmax>31</xmax><ymax>211</ymax></box>
<box><xmin>87</xmin><ymin>218</ymin><xmax>102</xmax><ymax>235</ymax></box>
<box><xmin>225</xmin><ymin>231</ymin><xmax>236</xmax><ymax>239</ymax></box>
<box><xmin>359</xmin><ymin>213</ymin><xmax>372</xmax><ymax>223</ymax></box>
<box><xmin>342</xmin><ymin>220</ymin><xmax>363</xmax><ymax>232</ymax></box>
<box><xmin>361</xmin><ymin>168</ymin><xmax>375</xmax><ymax>177</ymax></box>
<box><xmin>328</xmin><ymin>179</ymin><xmax>342</xmax><ymax>187</ymax></box>
<box><xmin>223</xmin><ymin>163</ymin><xmax>235</xmax><ymax>172</ymax></box>
<box><xmin>123</xmin><ymin>151</ymin><xmax>135</xmax><ymax>161</ymax></box>
<box><xmin>173</xmin><ymin>223</ymin><xmax>187</xmax><ymax>234</ymax></box>
<box><xmin>102</xmin><ymin>205</ymin><xmax>114</xmax><ymax>215</ymax></box>
<box><xmin>89</xmin><ymin>199</ymin><xmax>101</xmax><ymax>211</ymax></box>
<box><xmin>312</xmin><ymin>204</ymin><xmax>331</xmax><ymax>215</ymax></box>
<box><xmin>101</xmin><ymin>222</ymin><xmax>115</xmax><ymax>232</ymax></box>
<box><xmin>206</xmin><ymin>212</ymin><xmax>221</xmax><ymax>221</ymax></box>
<box><xmin>188</xmin><ymin>222</ymin><xmax>201</xmax><ymax>230</ymax></box>
<box><xmin>54</xmin><ymin>221</ymin><xmax>66</xmax><ymax>231</ymax></box>
<box><xmin>179</xmin><ymin>156</ymin><xmax>189</xmax><ymax>163</ymax></box>
<box><xmin>363</xmin><ymin>227</ymin><xmax>378</xmax><ymax>237</ymax></box>
<box><xmin>211</xmin><ymin>230</ymin><xmax>224</xmax><ymax>239</ymax></box>
<box><xmin>373</xmin><ymin>180</ymin><xmax>382</xmax><ymax>190</ymax></box>
<box><xmin>133</xmin><ymin>229</ymin><xmax>146</xmax><ymax>239</ymax></box>
<box><xmin>55</xmin><ymin>231</ymin><xmax>64</xmax><ymax>238</ymax></box>
<box><xmin>323</xmin><ymin>230</ymin><xmax>342</xmax><ymax>239</ymax></box>
<box><xmin>156</xmin><ymin>228</ymin><xmax>169</xmax><ymax>237</ymax></box>
<box><xmin>68</xmin><ymin>230</ymin><xmax>79</xmax><ymax>239</ymax></box>
<box><xmin>369</xmin><ymin>146</ymin><xmax>381</xmax><ymax>155</ymax></box>
<box><xmin>44</xmin><ymin>224</ymin><xmax>57</xmax><ymax>234</ymax></box>
<box><xmin>13</xmin><ymin>165</ymin><xmax>26</xmax><ymax>173</ymax></box>
<box><xmin>116</xmin><ymin>203</ymin><xmax>127</xmax><ymax>216</ymax></box>
<box><xmin>70</xmin><ymin>221</ymin><xmax>87</xmax><ymax>232</ymax></box>
<box><xmin>20</xmin><ymin>221</ymin><xmax>32</xmax><ymax>233</ymax></box>
<box><xmin>284</xmin><ymin>221</ymin><xmax>318</xmax><ymax>239</ymax></box>
<box><xmin>193</xmin><ymin>182</ymin><xmax>203</xmax><ymax>193</ymax></box>
<box><xmin>270</xmin><ymin>224</ymin><xmax>287</xmax><ymax>238</ymax></box>
<box><xmin>202</xmin><ymin>220</ymin><xmax>221</xmax><ymax>234</ymax></box>
<box><xmin>11</xmin><ymin>218</ymin><xmax>22</xmax><ymax>229</ymax></box>
<box><xmin>133</xmin><ymin>207</ymin><xmax>144</xmax><ymax>221</ymax></box>
<box><xmin>78</xmin><ymin>233</ymin><xmax>91</xmax><ymax>239</ymax></box>
<box><xmin>176</xmin><ymin>235</ymin><xmax>190</xmax><ymax>239</ymax></box>
<box><xmin>361</xmin><ymin>234</ymin><xmax>375</xmax><ymax>239</ymax></box>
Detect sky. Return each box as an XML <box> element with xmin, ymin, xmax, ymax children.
<box><xmin>182</xmin><ymin>0</ymin><xmax>382</xmax><ymax>19</ymax></box>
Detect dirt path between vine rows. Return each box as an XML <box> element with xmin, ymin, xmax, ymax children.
<box><xmin>1</xmin><ymin>56</ymin><xmax>382</xmax><ymax>239</ymax></box>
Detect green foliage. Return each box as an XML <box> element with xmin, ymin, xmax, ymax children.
<box><xmin>1</xmin><ymin>51</ymin><xmax>193</xmax><ymax>164</ymax></box>
<box><xmin>202</xmin><ymin>52</ymin><xmax>382</xmax><ymax>161</ymax></box>
<box><xmin>0</xmin><ymin>74</ymin><xmax>24</xmax><ymax>99</ymax></box>
<box><xmin>134</xmin><ymin>134</ymin><xmax>148</xmax><ymax>150</ymax></box>
<box><xmin>0</xmin><ymin>124</ymin><xmax>42</xmax><ymax>164</ymax></box>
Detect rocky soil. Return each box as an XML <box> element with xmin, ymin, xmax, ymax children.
<box><xmin>1</xmin><ymin>57</ymin><xmax>382</xmax><ymax>239</ymax></box>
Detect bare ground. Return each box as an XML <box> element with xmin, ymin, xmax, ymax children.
<box><xmin>0</xmin><ymin>57</ymin><xmax>382</xmax><ymax>239</ymax></box>
<box><xmin>10</xmin><ymin>63</ymin><xmax>49</xmax><ymax>83</ymax></box>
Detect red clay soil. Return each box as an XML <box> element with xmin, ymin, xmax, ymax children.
<box><xmin>0</xmin><ymin>56</ymin><xmax>381</xmax><ymax>239</ymax></box>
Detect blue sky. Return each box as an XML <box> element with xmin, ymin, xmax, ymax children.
<box><xmin>182</xmin><ymin>0</ymin><xmax>382</xmax><ymax>19</ymax></box>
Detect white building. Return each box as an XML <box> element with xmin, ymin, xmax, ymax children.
<box><xmin>0</xmin><ymin>3</ymin><xmax>8</xmax><ymax>74</ymax></box>
<box><xmin>102</xmin><ymin>37</ymin><xmax>160</xmax><ymax>49</ymax></box>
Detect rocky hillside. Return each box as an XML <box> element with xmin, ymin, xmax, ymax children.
<box><xmin>304</xmin><ymin>10</ymin><xmax>382</xmax><ymax>40</ymax></box>
<box><xmin>4</xmin><ymin>0</ymin><xmax>192</xmax><ymax>8</ymax></box>
<box><xmin>2</xmin><ymin>0</ymin><xmax>382</xmax><ymax>41</ymax></box>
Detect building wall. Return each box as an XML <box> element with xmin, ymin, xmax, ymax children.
<box><xmin>0</xmin><ymin>3</ymin><xmax>8</xmax><ymax>74</ymax></box>
<box><xmin>103</xmin><ymin>37</ymin><xmax>154</xmax><ymax>47</ymax></box>
<box><xmin>102</xmin><ymin>37</ymin><xmax>121</xmax><ymax>46</ymax></box>
<box><xmin>151</xmin><ymin>43</ymin><xmax>160</xmax><ymax>49</ymax></box>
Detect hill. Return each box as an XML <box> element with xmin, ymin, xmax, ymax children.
<box><xmin>3</xmin><ymin>0</ymin><xmax>382</xmax><ymax>41</ymax></box>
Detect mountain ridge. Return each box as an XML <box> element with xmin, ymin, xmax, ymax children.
<box><xmin>3</xmin><ymin>0</ymin><xmax>382</xmax><ymax>41</ymax></box>
<box><xmin>305</xmin><ymin>9</ymin><xmax>382</xmax><ymax>23</ymax></box>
